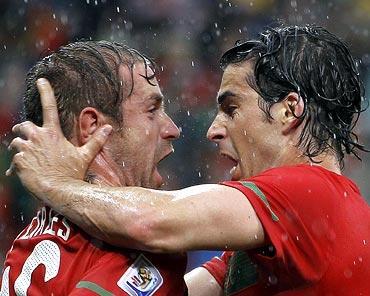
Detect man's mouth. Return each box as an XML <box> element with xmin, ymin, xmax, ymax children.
<box><xmin>154</xmin><ymin>147</ymin><xmax>175</xmax><ymax>187</ymax></box>
<box><xmin>221</xmin><ymin>152</ymin><xmax>241</xmax><ymax>181</ymax></box>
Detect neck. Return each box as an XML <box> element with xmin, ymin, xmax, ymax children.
<box><xmin>87</xmin><ymin>154</ymin><xmax>125</xmax><ymax>187</ymax></box>
<box><xmin>271</xmin><ymin>146</ymin><xmax>341</xmax><ymax>175</ymax></box>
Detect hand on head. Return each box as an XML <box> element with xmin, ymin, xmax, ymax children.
<box><xmin>6</xmin><ymin>78</ymin><xmax>112</xmax><ymax>199</ymax></box>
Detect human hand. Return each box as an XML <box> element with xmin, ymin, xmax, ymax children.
<box><xmin>6</xmin><ymin>78</ymin><xmax>112</xmax><ymax>200</ymax></box>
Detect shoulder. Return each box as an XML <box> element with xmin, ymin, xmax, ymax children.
<box><xmin>222</xmin><ymin>164</ymin><xmax>343</xmax><ymax>196</ymax></box>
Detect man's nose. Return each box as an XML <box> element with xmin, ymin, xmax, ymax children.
<box><xmin>207</xmin><ymin>115</ymin><xmax>226</xmax><ymax>143</ymax></box>
<box><xmin>161</xmin><ymin>112</ymin><xmax>180</xmax><ymax>140</ymax></box>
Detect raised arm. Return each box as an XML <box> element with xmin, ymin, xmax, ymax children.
<box><xmin>8</xmin><ymin>79</ymin><xmax>265</xmax><ymax>252</ymax></box>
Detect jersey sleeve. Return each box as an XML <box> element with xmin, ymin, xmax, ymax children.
<box><xmin>201</xmin><ymin>251</ymin><xmax>233</xmax><ymax>287</ymax></box>
<box><xmin>221</xmin><ymin>166</ymin><xmax>331</xmax><ymax>284</ymax></box>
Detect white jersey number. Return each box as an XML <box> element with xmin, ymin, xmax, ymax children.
<box><xmin>0</xmin><ymin>240</ymin><xmax>61</xmax><ymax>296</ymax></box>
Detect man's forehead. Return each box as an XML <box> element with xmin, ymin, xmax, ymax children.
<box><xmin>132</xmin><ymin>61</ymin><xmax>155</xmax><ymax>76</ymax></box>
<box><xmin>119</xmin><ymin>62</ymin><xmax>156</xmax><ymax>81</ymax></box>
<box><xmin>217</xmin><ymin>61</ymin><xmax>256</xmax><ymax>102</ymax></box>
<box><xmin>118</xmin><ymin>63</ymin><xmax>160</xmax><ymax>98</ymax></box>
<box><xmin>219</xmin><ymin>64</ymin><xmax>249</xmax><ymax>92</ymax></box>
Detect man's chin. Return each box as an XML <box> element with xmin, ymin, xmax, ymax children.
<box><xmin>230</xmin><ymin>165</ymin><xmax>242</xmax><ymax>181</ymax></box>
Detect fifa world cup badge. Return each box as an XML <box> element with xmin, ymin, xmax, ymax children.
<box><xmin>117</xmin><ymin>254</ymin><xmax>163</xmax><ymax>296</ymax></box>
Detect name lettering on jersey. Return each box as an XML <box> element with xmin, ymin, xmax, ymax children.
<box><xmin>117</xmin><ymin>254</ymin><xmax>163</xmax><ymax>296</ymax></box>
<box><xmin>18</xmin><ymin>207</ymin><xmax>71</xmax><ymax>241</ymax></box>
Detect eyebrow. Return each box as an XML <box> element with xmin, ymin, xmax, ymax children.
<box><xmin>148</xmin><ymin>94</ymin><xmax>164</xmax><ymax>104</ymax></box>
<box><xmin>217</xmin><ymin>90</ymin><xmax>236</xmax><ymax>105</ymax></box>
<box><xmin>147</xmin><ymin>93</ymin><xmax>165</xmax><ymax>109</ymax></box>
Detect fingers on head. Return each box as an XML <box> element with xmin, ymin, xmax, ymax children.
<box><xmin>12</xmin><ymin>121</ymin><xmax>37</xmax><ymax>140</ymax></box>
<box><xmin>36</xmin><ymin>78</ymin><xmax>60</xmax><ymax>128</ymax></box>
<box><xmin>13</xmin><ymin>152</ymin><xmax>25</xmax><ymax>165</ymax></box>
<box><xmin>8</xmin><ymin>137</ymin><xmax>28</xmax><ymax>152</ymax></box>
<box><xmin>5</xmin><ymin>162</ymin><xmax>15</xmax><ymax>176</ymax></box>
<box><xmin>80</xmin><ymin>124</ymin><xmax>112</xmax><ymax>163</ymax></box>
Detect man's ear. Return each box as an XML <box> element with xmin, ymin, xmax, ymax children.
<box><xmin>279</xmin><ymin>92</ymin><xmax>305</xmax><ymax>134</ymax></box>
<box><xmin>77</xmin><ymin>107</ymin><xmax>107</xmax><ymax>145</ymax></box>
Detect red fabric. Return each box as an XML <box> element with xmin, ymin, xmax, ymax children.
<box><xmin>202</xmin><ymin>251</ymin><xmax>233</xmax><ymax>287</ymax></box>
<box><xmin>206</xmin><ymin>165</ymin><xmax>370</xmax><ymax>295</ymax></box>
<box><xmin>1</xmin><ymin>206</ymin><xmax>187</xmax><ymax>295</ymax></box>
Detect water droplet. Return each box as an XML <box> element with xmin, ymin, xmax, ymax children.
<box><xmin>344</xmin><ymin>191</ymin><xmax>348</xmax><ymax>197</ymax></box>
<box><xmin>191</xmin><ymin>61</ymin><xmax>195</xmax><ymax>67</ymax></box>
<box><xmin>363</xmin><ymin>239</ymin><xmax>367</xmax><ymax>245</ymax></box>
<box><xmin>122</xmin><ymin>161</ymin><xmax>125</xmax><ymax>167</ymax></box>
<box><xmin>296</xmin><ymin>236</ymin><xmax>299</xmax><ymax>241</ymax></box>
<box><xmin>116</xmin><ymin>6</ymin><xmax>120</xmax><ymax>13</ymax></box>
<box><xmin>254</xmin><ymin>234</ymin><xmax>258</xmax><ymax>240</ymax></box>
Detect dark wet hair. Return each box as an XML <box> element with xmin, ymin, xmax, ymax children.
<box><xmin>23</xmin><ymin>41</ymin><xmax>156</xmax><ymax>138</ymax></box>
<box><xmin>220</xmin><ymin>25</ymin><xmax>368</xmax><ymax>167</ymax></box>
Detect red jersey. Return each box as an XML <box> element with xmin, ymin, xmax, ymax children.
<box><xmin>0</xmin><ymin>206</ymin><xmax>187</xmax><ymax>295</ymax></box>
<box><xmin>203</xmin><ymin>165</ymin><xmax>370</xmax><ymax>295</ymax></box>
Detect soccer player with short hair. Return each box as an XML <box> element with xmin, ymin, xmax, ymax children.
<box><xmin>2</xmin><ymin>41</ymin><xmax>186</xmax><ymax>295</ymax></box>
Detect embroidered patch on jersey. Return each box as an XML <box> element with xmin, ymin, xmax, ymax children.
<box><xmin>239</xmin><ymin>181</ymin><xmax>279</xmax><ymax>221</ymax></box>
<box><xmin>224</xmin><ymin>251</ymin><xmax>258</xmax><ymax>295</ymax></box>
<box><xmin>117</xmin><ymin>254</ymin><xmax>163</xmax><ymax>296</ymax></box>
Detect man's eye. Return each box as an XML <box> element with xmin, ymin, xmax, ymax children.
<box><xmin>225</xmin><ymin>106</ymin><xmax>237</xmax><ymax>117</ymax></box>
<box><xmin>148</xmin><ymin>106</ymin><xmax>157</xmax><ymax>113</ymax></box>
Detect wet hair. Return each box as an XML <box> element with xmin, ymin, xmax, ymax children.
<box><xmin>23</xmin><ymin>41</ymin><xmax>156</xmax><ymax>138</ymax></box>
<box><xmin>220</xmin><ymin>25</ymin><xmax>368</xmax><ymax>167</ymax></box>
